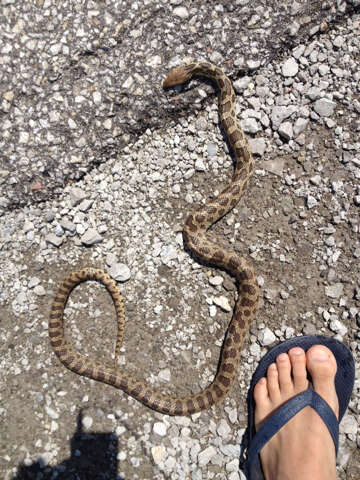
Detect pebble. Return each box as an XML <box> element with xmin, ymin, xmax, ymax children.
<box><xmin>173</xmin><ymin>6</ymin><xmax>189</xmax><ymax>18</ymax></box>
<box><xmin>341</xmin><ymin>414</ymin><xmax>358</xmax><ymax>436</ymax></box>
<box><xmin>325</xmin><ymin>283</ymin><xmax>343</xmax><ymax>299</ymax></box>
<box><xmin>278</xmin><ymin>121</ymin><xmax>293</xmax><ymax>140</ymax></box>
<box><xmin>209</xmin><ymin>275</ymin><xmax>223</xmax><ymax>286</ymax></box>
<box><xmin>216</xmin><ymin>419</ymin><xmax>231</xmax><ymax>437</ymax></box>
<box><xmin>45</xmin><ymin>233</ymin><xmax>63</xmax><ymax>247</ymax></box>
<box><xmin>82</xmin><ymin>416</ymin><xmax>93</xmax><ymax>430</ymax></box>
<box><xmin>213</xmin><ymin>296</ymin><xmax>231</xmax><ymax>312</ymax></box>
<box><xmin>306</xmin><ymin>195</ymin><xmax>318</xmax><ymax>209</ymax></box>
<box><xmin>258</xmin><ymin>327</ymin><xmax>276</xmax><ymax>346</ymax></box>
<box><xmin>153</xmin><ymin>422</ymin><xmax>167</xmax><ymax>436</ymax></box>
<box><xmin>70</xmin><ymin>187</ymin><xmax>87</xmax><ymax>207</ymax></box>
<box><xmin>108</xmin><ymin>263</ymin><xmax>131</xmax><ymax>282</ymax></box>
<box><xmin>198</xmin><ymin>446</ymin><xmax>217</xmax><ymax>467</ymax></box>
<box><xmin>80</xmin><ymin>228</ymin><xmax>102</xmax><ymax>246</ymax></box>
<box><xmin>313</xmin><ymin>98</ymin><xmax>336</xmax><ymax>117</ymax></box>
<box><xmin>248</xmin><ymin>138</ymin><xmax>266</xmax><ymax>156</ymax></box>
<box><xmin>329</xmin><ymin>318</ymin><xmax>347</xmax><ymax>336</ymax></box>
<box><xmin>151</xmin><ymin>446</ymin><xmax>166</xmax><ymax>464</ymax></box>
<box><xmin>281</xmin><ymin>57</ymin><xmax>298</xmax><ymax>77</ymax></box>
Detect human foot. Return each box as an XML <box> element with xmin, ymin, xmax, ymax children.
<box><xmin>253</xmin><ymin>345</ymin><xmax>338</xmax><ymax>480</ymax></box>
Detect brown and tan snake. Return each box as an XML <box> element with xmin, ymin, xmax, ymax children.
<box><xmin>49</xmin><ymin>62</ymin><xmax>259</xmax><ymax>415</ymax></box>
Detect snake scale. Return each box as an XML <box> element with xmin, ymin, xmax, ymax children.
<box><xmin>49</xmin><ymin>62</ymin><xmax>259</xmax><ymax>415</ymax></box>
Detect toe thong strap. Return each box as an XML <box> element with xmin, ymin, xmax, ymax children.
<box><xmin>244</xmin><ymin>389</ymin><xmax>339</xmax><ymax>477</ymax></box>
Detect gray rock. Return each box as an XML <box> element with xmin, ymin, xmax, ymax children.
<box><xmin>282</xmin><ymin>57</ymin><xmax>298</xmax><ymax>77</ymax></box>
<box><xmin>329</xmin><ymin>318</ymin><xmax>347</xmax><ymax>336</ymax></box>
<box><xmin>173</xmin><ymin>6</ymin><xmax>189</xmax><ymax>18</ymax></box>
<box><xmin>241</xmin><ymin>118</ymin><xmax>261</xmax><ymax>134</ymax></box>
<box><xmin>80</xmin><ymin>228</ymin><xmax>102</xmax><ymax>246</ymax></box>
<box><xmin>153</xmin><ymin>422</ymin><xmax>167</xmax><ymax>436</ymax></box>
<box><xmin>248</xmin><ymin>138</ymin><xmax>266</xmax><ymax>156</ymax></box>
<box><xmin>258</xmin><ymin>327</ymin><xmax>276</xmax><ymax>346</ymax></box>
<box><xmin>45</xmin><ymin>233</ymin><xmax>63</xmax><ymax>247</ymax></box>
<box><xmin>198</xmin><ymin>446</ymin><xmax>217</xmax><ymax>467</ymax></box>
<box><xmin>325</xmin><ymin>283</ymin><xmax>343</xmax><ymax>299</ymax></box>
<box><xmin>161</xmin><ymin>244</ymin><xmax>177</xmax><ymax>264</ymax></box>
<box><xmin>207</xmin><ymin>143</ymin><xmax>217</xmax><ymax>157</ymax></box>
<box><xmin>78</xmin><ymin>199</ymin><xmax>94</xmax><ymax>212</ymax></box>
<box><xmin>313</xmin><ymin>98</ymin><xmax>336</xmax><ymax>117</ymax></box>
<box><xmin>33</xmin><ymin>285</ymin><xmax>46</xmax><ymax>296</ymax></box>
<box><xmin>293</xmin><ymin>118</ymin><xmax>308</xmax><ymax>136</ymax></box>
<box><xmin>233</xmin><ymin>76</ymin><xmax>251</xmax><ymax>92</ymax></box>
<box><xmin>195</xmin><ymin>158</ymin><xmax>206</xmax><ymax>171</ymax></box>
<box><xmin>263</xmin><ymin>159</ymin><xmax>285</xmax><ymax>176</ymax></box>
<box><xmin>217</xmin><ymin>419</ymin><xmax>231</xmax><ymax>438</ymax></box>
<box><xmin>60</xmin><ymin>218</ymin><xmax>76</xmax><ymax>233</ymax></box>
<box><xmin>278</xmin><ymin>121</ymin><xmax>293</xmax><ymax>140</ymax></box>
<box><xmin>306</xmin><ymin>195</ymin><xmax>318</xmax><ymax>209</ymax></box>
<box><xmin>70</xmin><ymin>187</ymin><xmax>87</xmax><ymax>207</ymax></box>
<box><xmin>109</xmin><ymin>263</ymin><xmax>131</xmax><ymax>282</ymax></box>
<box><xmin>271</xmin><ymin>106</ymin><xmax>296</xmax><ymax>129</ymax></box>
<box><xmin>341</xmin><ymin>414</ymin><xmax>357</xmax><ymax>435</ymax></box>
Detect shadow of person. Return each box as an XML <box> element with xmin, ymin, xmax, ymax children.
<box><xmin>13</xmin><ymin>409</ymin><xmax>124</xmax><ymax>480</ymax></box>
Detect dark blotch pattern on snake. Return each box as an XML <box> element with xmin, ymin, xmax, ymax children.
<box><xmin>49</xmin><ymin>62</ymin><xmax>259</xmax><ymax>415</ymax></box>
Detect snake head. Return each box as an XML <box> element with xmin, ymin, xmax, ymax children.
<box><xmin>163</xmin><ymin>65</ymin><xmax>194</xmax><ymax>88</ymax></box>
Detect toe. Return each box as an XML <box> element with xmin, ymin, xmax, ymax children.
<box><xmin>306</xmin><ymin>345</ymin><xmax>339</xmax><ymax>418</ymax></box>
<box><xmin>254</xmin><ymin>377</ymin><xmax>269</xmax><ymax>405</ymax></box>
<box><xmin>276</xmin><ymin>353</ymin><xmax>293</xmax><ymax>396</ymax></box>
<box><xmin>288</xmin><ymin>347</ymin><xmax>308</xmax><ymax>392</ymax></box>
<box><xmin>266</xmin><ymin>363</ymin><xmax>281</xmax><ymax>401</ymax></box>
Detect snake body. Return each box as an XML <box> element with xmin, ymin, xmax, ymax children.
<box><xmin>49</xmin><ymin>62</ymin><xmax>259</xmax><ymax>415</ymax></box>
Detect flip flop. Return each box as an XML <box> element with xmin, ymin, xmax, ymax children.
<box><xmin>242</xmin><ymin>335</ymin><xmax>355</xmax><ymax>480</ymax></box>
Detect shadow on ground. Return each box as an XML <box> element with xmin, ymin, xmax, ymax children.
<box><xmin>13</xmin><ymin>410</ymin><xmax>123</xmax><ymax>480</ymax></box>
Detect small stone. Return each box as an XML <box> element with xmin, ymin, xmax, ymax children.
<box><xmin>158</xmin><ymin>368</ymin><xmax>171</xmax><ymax>382</ymax></box>
<box><xmin>217</xmin><ymin>419</ymin><xmax>231</xmax><ymax>437</ymax></box>
<box><xmin>108</xmin><ymin>263</ymin><xmax>131</xmax><ymax>282</ymax></box>
<box><xmin>313</xmin><ymin>98</ymin><xmax>336</xmax><ymax>117</ymax></box>
<box><xmin>45</xmin><ymin>406</ymin><xmax>59</xmax><ymax>420</ymax></box>
<box><xmin>80</xmin><ymin>228</ymin><xmax>102</xmax><ymax>246</ymax></box>
<box><xmin>306</xmin><ymin>195</ymin><xmax>318</xmax><ymax>209</ymax></box>
<box><xmin>213</xmin><ymin>296</ymin><xmax>231</xmax><ymax>312</ymax></box>
<box><xmin>198</xmin><ymin>446</ymin><xmax>217</xmax><ymax>467</ymax></box>
<box><xmin>278</xmin><ymin>121</ymin><xmax>293</xmax><ymax>140</ymax></box>
<box><xmin>248</xmin><ymin>138</ymin><xmax>266</xmax><ymax>156</ymax></box>
<box><xmin>82</xmin><ymin>416</ymin><xmax>93</xmax><ymax>430</ymax></box>
<box><xmin>28</xmin><ymin>277</ymin><xmax>40</xmax><ymax>289</ymax></box>
<box><xmin>209</xmin><ymin>276</ymin><xmax>223</xmax><ymax>286</ymax></box>
<box><xmin>282</xmin><ymin>57</ymin><xmax>299</xmax><ymax>77</ymax></box>
<box><xmin>258</xmin><ymin>327</ymin><xmax>276</xmax><ymax>346</ymax></box>
<box><xmin>173</xmin><ymin>6</ymin><xmax>189</xmax><ymax>18</ymax></box>
<box><xmin>341</xmin><ymin>414</ymin><xmax>357</xmax><ymax>435</ymax></box>
<box><xmin>161</xmin><ymin>244</ymin><xmax>177</xmax><ymax>264</ymax></box>
<box><xmin>325</xmin><ymin>283</ymin><xmax>343</xmax><ymax>299</ymax></box>
<box><xmin>233</xmin><ymin>77</ymin><xmax>251</xmax><ymax>92</ymax></box>
<box><xmin>153</xmin><ymin>422</ymin><xmax>167</xmax><ymax>436</ymax></box>
<box><xmin>195</xmin><ymin>158</ymin><xmax>206</xmax><ymax>171</ymax></box>
<box><xmin>151</xmin><ymin>446</ymin><xmax>166</xmax><ymax>464</ymax></box>
<box><xmin>45</xmin><ymin>233</ymin><xmax>63</xmax><ymax>247</ymax></box>
<box><xmin>60</xmin><ymin>218</ymin><xmax>76</xmax><ymax>233</ymax></box>
<box><xmin>329</xmin><ymin>318</ymin><xmax>347</xmax><ymax>336</ymax></box>
<box><xmin>310</xmin><ymin>175</ymin><xmax>322</xmax><ymax>186</ymax></box>
<box><xmin>70</xmin><ymin>187</ymin><xmax>87</xmax><ymax>207</ymax></box>
<box><xmin>33</xmin><ymin>285</ymin><xmax>46</xmax><ymax>296</ymax></box>
<box><xmin>78</xmin><ymin>199</ymin><xmax>94</xmax><ymax>212</ymax></box>
<box><xmin>207</xmin><ymin>143</ymin><xmax>217</xmax><ymax>157</ymax></box>
<box><xmin>293</xmin><ymin>118</ymin><xmax>308</xmax><ymax>136</ymax></box>
<box><xmin>241</xmin><ymin>118</ymin><xmax>261</xmax><ymax>134</ymax></box>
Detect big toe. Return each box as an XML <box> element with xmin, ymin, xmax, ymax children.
<box><xmin>306</xmin><ymin>345</ymin><xmax>338</xmax><ymax>417</ymax></box>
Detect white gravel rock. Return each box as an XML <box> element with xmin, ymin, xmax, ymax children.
<box><xmin>341</xmin><ymin>414</ymin><xmax>358</xmax><ymax>435</ymax></box>
<box><xmin>82</xmin><ymin>416</ymin><xmax>93</xmax><ymax>430</ymax></box>
<box><xmin>153</xmin><ymin>422</ymin><xmax>167</xmax><ymax>436</ymax></box>
<box><xmin>258</xmin><ymin>327</ymin><xmax>276</xmax><ymax>346</ymax></box>
<box><xmin>325</xmin><ymin>283</ymin><xmax>343</xmax><ymax>299</ymax></box>
<box><xmin>281</xmin><ymin>57</ymin><xmax>298</xmax><ymax>77</ymax></box>
<box><xmin>213</xmin><ymin>296</ymin><xmax>231</xmax><ymax>312</ymax></box>
<box><xmin>198</xmin><ymin>446</ymin><xmax>217</xmax><ymax>467</ymax></box>
<box><xmin>313</xmin><ymin>98</ymin><xmax>336</xmax><ymax>117</ymax></box>
<box><xmin>109</xmin><ymin>263</ymin><xmax>131</xmax><ymax>282</ymax></box>
<box><xmin>80</xmin><ymin>228</ymin><xmax>102</xmax><ymax>246</ymax></box>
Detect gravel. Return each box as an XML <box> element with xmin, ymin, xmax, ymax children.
<box><xmin>0</xmin><ymin>4</ymin><xmax>359</xmax><ymax>480</ymax></box>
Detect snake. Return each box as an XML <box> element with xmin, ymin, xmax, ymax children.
<box><xmin>49</xmin><ymin>62</ymin><xmax>259</xmax><ymax>416</ymax></box>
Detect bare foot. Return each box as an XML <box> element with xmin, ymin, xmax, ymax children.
<box><xmin>253</xmin><ymin>345</ymin><xmax>339</xmax><ymax>480</ymax></box>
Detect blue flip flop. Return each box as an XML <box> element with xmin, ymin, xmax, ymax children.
<box><xmin>243</xmin><ymin>335</ymin><xmax>355</xmax><ymax>480</ymax></box>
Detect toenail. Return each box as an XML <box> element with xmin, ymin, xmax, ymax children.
<box><xmin>278</xmin><ymin>353</ymin><xmax>288</xmax><ymax>362</ymax></box>
<box><xmin>290</xmin><ymin>347</ymin><xmax>303</xmax><ymax>355</ymax></box>
<box><xmin>310</xmin><ymin>348</ymin><xmax>329</xmax><ymax>361</ymax></box>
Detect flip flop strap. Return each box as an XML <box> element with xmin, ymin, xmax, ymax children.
<box><xmin>245</xmin><ymin>389</ymin><xmax>339</xmax><ymax>475</ymax></box>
